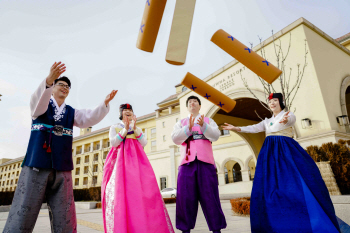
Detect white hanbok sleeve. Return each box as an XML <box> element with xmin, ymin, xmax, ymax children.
<box><xmin>283</xmin><ymin>112</ymin><xmax>296</xmax><ymax>127</ymax></box>
<box><xmin>239</xmin><ymin>120</ymin><xmax>266</xmax><ymax>133</ymax></box>
<box><xmin>171</xmin><ymin>121</ymin><xmax>191</xmax><ymax>145</ymax></box>
<box><xmin>109</xmin><ymin>125</ymin><xmax>127</xmax><ymax>147</ymax></box>
<box><xmin>134</xmin><ymin>127</ymin><xmax>147</xmax><ymax>147</ymax></box>
<box><xmin>200</xmin><ymin>119</ymin><xmax>220</xmax><ymax>142</ymax></box>
<box><xmin>31</xmin><ymin>79</ymin><xmax>54</xmax><ymax>120</ymax></box>
<box><xmin>74</xmin><ymin>102</ymin><xmax>110</xmax><ymax>128</ymax></box>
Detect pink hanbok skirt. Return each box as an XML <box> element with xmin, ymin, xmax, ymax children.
<box><xmin>101</xmin><ymin>138</ymin><xmax>174</xmax><ymax>233</ymax></box>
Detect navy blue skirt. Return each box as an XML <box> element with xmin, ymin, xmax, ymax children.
<box><xmin>250</xmin><ymin>136</ymin><xmax>340</xmax><ymax>232</ymax></box>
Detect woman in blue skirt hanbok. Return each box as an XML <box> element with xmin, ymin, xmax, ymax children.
<box><xmin>223</xmin><ymin>93</ymin><xmax>340</xmax><ymax>233</ymax></box>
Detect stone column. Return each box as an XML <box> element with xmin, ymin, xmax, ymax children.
<box><xmin>156</xmin><ymin>110</ymin><xmax>160</xmax><ymax>118</ymax></box>
<box><xmin>82</xmin><ymin>144</ymin><xmax>85</xmax><ymax>154</ymax></box>
<box><xmin>72</xmin><ymin>148</ymin><xmax>75</xmax><ymax>157</ymax></box>
<box><xmin>218</xmin><ymin>172</ymin><xmax>226</xmax><ymax>186</ymax></box>
<box><xmin>100</xmin><ymin>140</ymin><xmax>103</xmax><ymax>150</ymax></box>
<box><xmin>169</xmin><ymin>145</ymin><xmax>177</xmax><ymax>188</ymax></box>
<box><xmin>90</xmin><ymin>142</ymin><xmax>94</xmax><ymax>152</ymax></box>
<box><xmin>168</xmin><ymin>106</ymin><xmax>172</xmax><ymax>114</ymax></box>
<box><xmin>241</xmin><ymin>170</ymin><xmax>250</xmax><ymax>182</ymax></box>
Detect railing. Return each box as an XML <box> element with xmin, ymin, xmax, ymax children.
<box><xmin>76</xmin><ymin>150</ymin><xmax>82</xmax><ymax>155</ymax></box>
<box><xmin>84</xmin><ymin>147</ymin><xmax>91</xmax><ymax>153</ymax></box>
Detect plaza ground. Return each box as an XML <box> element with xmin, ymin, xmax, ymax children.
<box><xmin>0</xmin><ymin>200</ymin><xmax>251</xmax><ymax>233</ymax></box>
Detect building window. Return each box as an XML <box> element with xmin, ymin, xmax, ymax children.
<box><xmin>83</xmin><ymin>177</ymin><xmax>88</xmax><ymax>185</ymax></box>
<box><xmin>163</xmin><ymin>135</ymin><xmax>166</xmax><ymax>142</ymax></box>
<box><xmin>92</xmin><ymin>176</ymin><xmax>98</xmax><ymax>186</ymax></box>
<box><xmin>107</xmin><ymin>141</ymin><xmax>110</xmax><ymax>147</ymax></box>
<box><xmin>5</xmin><ymin>167</ymin><xmax>7</xmax><ymax>171</ymax></box>
<box><xmin>84</xmin><ymin>155</ymin><xmax>89</xmax><ymax>163</ymax></box>
<box><xmin>16</xmin><ymin>171</ymin><xmax>19</xmax><ymax>176</ymax></box>
<box><xmin>9</xmin><ymin>166</ymin><xmax>11</xmax><ymax>171</ymax></box>
<box><xmin>151</xmin><ymin>141</ymin><xmax>157</xmax><ymax>151</ymax></box>
<box><xmin>75</xmin><ymin>178</ymin><xmax>79</xmax><ymax>186</ymax></box>
<box><xmin>0</xmin><ymin>175</ymin><xmax>2</xmax><ymax>180</ymax></box>
<box><xmin>76</xmin><ymin>158</ymin><xmax>81</xmax><ymax>165</ymax></box>
<box><xmin>160</xmin><ymin>177</ymin><xmax>167</xmax><ymax>190</ymax></box>
<box><xmin>94</xmin><ymin>154</ymin><xmax>99</xmax><ymax>162</ymax></box>
<box><xmin>220</xmin><ymin>129</ymin><xmax>230</xmax><ymax>136</ymax></box>
<box><xmin>103</xmin><ymin>151</ymin><xmax>108</xmax><ymax>159</ymax></box>
<box><xmin>93</xmin><ymin>165</ymin><xmax>98</xmax><ymax>173</ymax></box>
<box><xmin>18</xmin><ymin>163</ymin><xmax>20</xmax><ymax>168</ymax></box>
<box><xmin>84</xmin><ymin>166</ymin><xmax>89</xmax><ymax>174</ymax></box>
<box><xmin>151</xmin><ymin>128</ymin><xmax>156</xmax><ymax>139</ymax></box>
<box><xmin>95</xmin><ymin>143</ymin><xmax>100</xmax><ymax>150</ymax></box>
<box><xmin>76</xmin><ymin>168</ymin><xmax>80</xmax><ymax>175</ymax></box>
<box><xmin>162</xmin><ymin>122</ymin><xmax>165</xmax><ymax>128</ymax></box>
<box><xmin>15</xmin><ymin>179</ymin><xmax>18</xmax><ymax>184</ymax></box>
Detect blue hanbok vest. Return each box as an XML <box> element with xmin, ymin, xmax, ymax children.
<box><xmin>22</xmin><ymin>99</ymin><xmax>75</xmax><ymax>171</ymax></box>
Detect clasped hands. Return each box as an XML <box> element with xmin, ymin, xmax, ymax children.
<box><xmin>188</xmin><ymin>114</ymin><xmax>205</xmax><ymax>131</ymax></box>
<box><xmin>123</xmin><ymin>115</ymin><xmax>137</xmax><ymax>131</ymax></box>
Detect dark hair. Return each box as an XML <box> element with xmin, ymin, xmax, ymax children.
<box><xmin>54</xmin><ymin>76</ymin><xmax>71</xmax><ymax>88</ymax></box>
<box><xmin>186</xmin><ymin>96</ymin><xmax>201</xmax><ymax>107</ymax></box>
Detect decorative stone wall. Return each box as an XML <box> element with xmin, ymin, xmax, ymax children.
<box><xmin>316</xmin><ymin>161</ymin><xmax>341</xmax><ymax>195</ymax></box>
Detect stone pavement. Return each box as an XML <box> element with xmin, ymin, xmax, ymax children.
<box><xmin>0</xmin><ymin>200</ymin><xmax>251</xmax><ymax>233</ymax></box>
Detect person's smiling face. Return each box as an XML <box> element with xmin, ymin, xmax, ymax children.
<box><xmin>52</xmin><ymin>80</ymin><xmax>70</xmax><ymax>99</ymax></box>
<box><xmin>122</xmin><ymin>109</ymin><xmax>134</xmax><ymax>121</ymax></box>
<box><xmin>268</xmin><ymin>98</ymin><xmax>281</xmax><ymax>112</ymax></box>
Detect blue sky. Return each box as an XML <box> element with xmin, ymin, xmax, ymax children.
<box><xmin>1</xmin><ymin>0</ymin><xmax>349</xmax><ymax>159</ymax></box>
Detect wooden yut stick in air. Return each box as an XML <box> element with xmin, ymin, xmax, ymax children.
<box><xmin>211</xmin><ymin>29</ymin><xmax>282</xmax><ymax>84</ymax></box>
<box><xmin>136</xmin><ymin>0</ymin><xmax>167</xmax><ymax>53</ymax></box>
<box><xmin>165</xmin><ymin>0</ymin><xmax>196</xmax><ymax>65</ymax></box>
<box><xmin>181</xmin><ymin>72</ymin><xmax>236</xmax><ymax>113</ymax></box>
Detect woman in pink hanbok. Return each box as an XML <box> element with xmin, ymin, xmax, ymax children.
<box><xmin>101</xmin><ymin>103</ymin><xmax>174</xmax><ymax>233</ymax></box>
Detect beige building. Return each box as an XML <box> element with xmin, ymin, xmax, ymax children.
<box><xmin>2</xmin><ymin>17</ymin><xmax>350</xmax><ymax>195</ymax></box>
<box><xmin>0</xmin><ymin>157</ymin><xmax>24</xmax><ymax>192</ymax></box>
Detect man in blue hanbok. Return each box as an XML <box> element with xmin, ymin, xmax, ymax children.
<box><xmin>3</xmin><ymin>62</ymin><xmax>117</xmax><ymax>233</ymax></box>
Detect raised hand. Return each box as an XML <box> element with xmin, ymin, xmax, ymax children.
<box><xmin>279</xmin><ymin>111</ymin><xmax>290</xmax><ymax>125</ymax></box>
<box><xmin>189</xmin><ymin>114</ymin><xmax>195</xmax><ymax>131</ymax></box>
<box><xmin>222</xmin><ymin>123</ymin><xmax>241</xmax><ymax>132</ymax></box>
<box><xmin>132</xmin><ymin>115</ymin><xmax>137</xmax><ymax>130</ymax></box>
<box><xmin>104</xmin><ymin>90</ymin><xmax>118</xmax><ymax>107</ymax></box>
<box><xmin>46</xmin><ymin>62</ymin><xmax>66</xmax><ymax>85</ymax></box>
<box><xmin>196</xmin><ymin>114</ymin><xmax>204</xmax><ymax>127</ymax></box>
<box><xmin>124</xmin><ymin>115</ymin><xmax>130</xmax><ymax>130</ymax></box>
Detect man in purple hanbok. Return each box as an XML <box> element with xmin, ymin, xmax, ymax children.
<box><xmin>171</xmin><ymin>96</ymin><xmax>227</xmax><ymax>233</ymax></box>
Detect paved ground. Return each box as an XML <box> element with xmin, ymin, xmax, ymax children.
<box><xmin>0</xmin><ymin>200</ymin><xmax>251</xmax><ymax>232</ymax></box>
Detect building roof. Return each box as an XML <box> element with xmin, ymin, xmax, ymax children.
<box><xmin>336</xmin><ymin>32</ymin><xmax>350</xmax><ymax>43</ymax></box>
<box><xmin>178</xmin><ymin>17</ymin><xmax>350</xmax><ymax>100</ymax></box>
<box><xmin>0</xmin><ymin>156</ymin><xmax>25</xmax><ymax>167</ymax></box>
<box><xmin>157</xmin><ymin>93</ymin><xmax>180</xmax><ymax>105</ymax></box>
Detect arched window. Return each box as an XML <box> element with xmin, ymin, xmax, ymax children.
<box><xmin>224</xmin><ymin>167</ymin><xmax>229</xmax><ymax>184</ymax></box>
<box><xmin>232</xmin><ymin>163</ymin><xmax>242</xmax><ymax>182</ymax></box>
<box><xmin>182</xmin><ymin>86</ymin><xmax>188</xmax><ymax>92</ymax></box>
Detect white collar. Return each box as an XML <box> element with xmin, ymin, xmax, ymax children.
<box><xmin>50</xmin><ymin>96</ymin><xmax>66</xmax><ymax>114</ymax></box>
<box><xmin>271</xmin><ymin>110</ymin><xmax>285</xmax><ymax>120</ymax></box>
